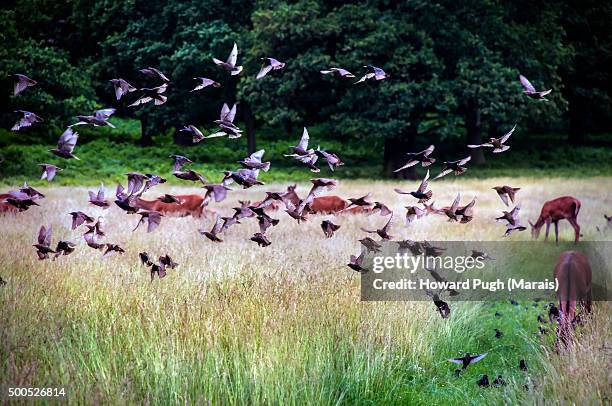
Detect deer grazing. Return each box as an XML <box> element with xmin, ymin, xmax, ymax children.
<box><xmin>529</xmin><ymin>196</ymin><xmax>581</xmax><ymax>245</ymax></box>
<box><xmin>553</xmin><ymin>251</ymin><xmax>592</xmax><ymax>346</ymax></box>
<box><xmin>133</xmin><ymin>195</ymin><xmax>215</xmax><ymax>218</ymax></box>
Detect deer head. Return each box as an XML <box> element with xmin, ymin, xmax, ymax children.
<box><xmin>528</xmin><ymin>220</ymin><xmax>540</xmax><ymax>239</ymax></box>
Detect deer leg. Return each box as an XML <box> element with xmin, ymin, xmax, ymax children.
<box><xmin>545</xmin><ymin>221</ymin><xmax>551</xmax><ymax>241</ymax></box>
<box><xmin>567</xmin><ymin>218</ymin><xmax>581</xmax><ymax>243</ymax></box>
<box><xmin>554</xmin><ymin>221</ymin><xmax>559</xmax><ymax>245</ymax></box>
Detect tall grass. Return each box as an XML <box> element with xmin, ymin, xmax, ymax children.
<box><xmin>0</xmin><ymin>178</ymin><xmax>610</xmax><ymax>404</ymax></box>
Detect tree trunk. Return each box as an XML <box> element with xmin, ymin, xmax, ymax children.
<box><xmin>243</xmin><ymin>102</ymin><xmax>256</xmax><ymax>154</ymax></box>
<box><xmin>139</xmin><ymin>114</ymin><xmax>153</xmax><ymax>147</ymax></box>
<box><xmin>383</xmin><ymin>125</ymin><xmax>418</xmax><ymax>180</ymax></box>
<box><xmin>465</xmin><ymin>107</ymin><xmax>485</xmax><ymax>164</ymax></box>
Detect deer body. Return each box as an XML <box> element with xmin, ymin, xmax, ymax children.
<box><xmin>553</xmin><ymin>251</ymin><xmax>592</xmax><ymax>344</ymax></box>
<box><xmin>134</xmin><ymin>195</ymin><xmax>215</xmax><ymax>218</ymax></box>
<box><xmin>311</xmin><ymin>196</ymin><xmax>349</xmax><ymax>214</ymax></box>
<box><xmin>529</xmin><ymin>196</ymin><xmax>581</xmax><ymax>244</ymax></box>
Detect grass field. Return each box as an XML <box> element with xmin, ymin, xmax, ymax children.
<box><xmin>1</xmin><ymin>177</ymin><xmax>611</xmax><ymax>404</ymax></box>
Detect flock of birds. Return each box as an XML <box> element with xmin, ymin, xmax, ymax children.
<box><xmin>3</xmin><ymin>42</ymin><xmax>567</xmax><ymax>386</ymax></box>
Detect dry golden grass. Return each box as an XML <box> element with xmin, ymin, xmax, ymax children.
<box><xmin>0</xmin><ymin>177</ymin><xmax>610</xmax><ymax>404</ymax></box>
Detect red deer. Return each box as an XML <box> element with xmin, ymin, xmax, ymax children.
<box><xmin>553</xmin><ymin>251</ymin><xmax>592</xmax><ymax>345</ymax></box>
<box><xmin>311</xmin><ymin>196</ymin><xmax>349</xmax><ymax>214</ymax></box>
<box><xmin>134</xmin><ymin>195</ymin><xmax>215</xmax><ymax>218</ymax></box>
<box><xmin>529</xmin><ymin>196</ymin><xmax>581</xmax><ymax>245</ymax></box>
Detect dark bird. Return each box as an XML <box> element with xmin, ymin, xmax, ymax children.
<box><xmin>394</xmin><ymin>145</ymin><xmax>436</xmax><ymax>173</ymax></box>
<box><xmin>12</xmin><ymin>110</ymin><xmax>43</xmax><ymax>131</ymax></box>
<box><xmin>191</xmin><ymin>77</ymin><xmax>220</xmax><ymax>92</ymax></box>
<box><xmin>139</xmin><ymin>67</ymin><xmax>170</xmax><ymax>83</ymax></box>
<box><xmin>72</xmin><ymin>108</ymin><xmax>116</xmax><ymax>128</ymax></box>
<box><xmin>425</xmin><ymin>289</ymin><xmax>451</xmax><ymax>318</ymax></box>
<box><xmin>604</xmin><ymin>214</ymin><xmax>612</xmax><ymax>224</ymax></box>
<box><xmin>88</xmin><ymin>184</ymin><xmax>111</xmax><ymax>208</ymax></box>
<box><xmin>199</xmin><ymin>216</ymin><xmax>224</xmax><ymax>242</ymax></box>
<box><xmin>434</xmin><ymin>156</ymin><xmax>471</xmax><ymax>180</ymax></box>
<box><xmin>0</xmin><ymin>276</ymin><xmax>6</xmax><ymax>286</ymax></box>
<box><xmin>222</xmin><ymin>169</ymin><xmax>263</xmax><ymax>189</ymax></box>
<box><xmin>2</xmin><ymin>190</ymin><xmax>40</xmax><ymax>212</ymax></box>
<box><xmin>33</xmin><ymin>225</ymin><xmax>55</xmax><ymax>260</ymax></box>
<box><xmin>114</xmin><ymin>184</ymin><xmax>139</xmax><ymax>214</ymax></box>
<box><xmin>355</xmin><ymin>65</ymin><xmax>387</xmax><ymax>84</ymax></box>
<box><xmin>150</xmin><ymin>263</ymin><xmax>167</xmax><ymax>281</ymax></box>
<box><xmin>170</xmin><ymin>154</ymin><xmax>193</xmax><ymax>171</ymax></box>
<box><xmin>495</xmin><ymin>312</ymin><xmax>503</xmax><ymax>318</ymax></box>
<box><xmin>396</xmin><ymin>240</ymin><xmax>423</xmax><ymax>256</ymax></box>
<box><xmin>503</xmin><ymin>223</ymin><xmax>527</xmax><ymax>237</ymax></box>
<box><xmin>158</xmin><ymin>194</ymin><xmax>180</xmax><ymax>204</ymax></box>
<box><xmin>456</xmin><ymin>197</ymin><xmax>477</xmax><ymax>224</ymax></box>
<box><xmin>493</xmin><ymin>375</ymin><xmax>506</xmax><ymax>387</ymax></box>
<box><xmin>54</xmin><ymin>241</ymin><xmax>76</xmax><ymax>259</ymax></box>
<box><xmin>537</xmin><ymin>314</ymin><xmax>547</xmax><ymax>324</ymax></box>
<box><xmin>448</xmin><ymin>352</ymin><xmax>488</xmax><ymax>370</ymax></box>
<box><xmin>13</xmin><ymin>74</ymin><xmax>37</xmax><ymax>96</ymax></box>
<box><xmin>173</xmin><ymin>169</ymin><xmax>208</xmax><ymax>185</ymax></box>
<box><xmin>347</xmin><ymin>193</ymin><xmax>373</xmax><ymax>209</ymax></box>
<box><xmin>496</xmin><ymin>203</ymin><xmax>522</xmax><ymax>226</ymax></box>
<box><xmin>295</xmin><ymin>153</ymin><xmax>320</xmax><ymax>172</ymax></box>
<box><xmin>139</xmin><ymin>252</ymin><xmax>152</xmax><ymax>266</ymax></box>
<box><xmin>128</xmin><ymin>83</ymin><xmax>168</xmax><ymax>107</ymax></box>
<box><xmin>133</xmin><ymin>211</ymin><xmax>163</xmax><ymax>233</ymax></box>
<box><xmin>102</xmin><ymin>244</ymin><xmax>125</xmax><ymax>258</ymax></box>
<box><xmin>477</xmin><ymin>375</ymin><xmax>490</xmax><ymax>387</ymax></box>
<box><xmin>360</xmin><ymin>214</ymin><xmax>394</xmax><ymax>240</ymax></box>
<box><xmin>285</xmin><ymin>201</ymin><xmax>309</xmax><ymax>223</ymax></box>
<box><xmin>372</xmin><ymin>202</ymin><xmax>392</xmax><ymax>217</ymax></box>
<box><xmin>110</xmin><ymin>78</ymin><xmax>136</xmax><ymax>100</ymax></box>
<box><xmin>539</xmin><ymin>326</ymin><xmax>548</xmax><ymax>335</ymax></box>
<box><xmin>256</xmin><ymin>57</ymin><xmax>285</xmax><ymax>79</ymax></box>
<box><xmin>239</xmin><ymin>149</ymin><xmax>270</xmax><ymax>172</ymax></box>
<box><xmin>471</xmin><ymin>250</ymin><xmax>495</xmax><ymax>260</ymax></box>
<box><xmin>510</xmin><ymin>299</ymin><xmax>519</xmax><ymax>306</ymax></box>
<box><xmin>233</xmin><ymin>201</ymin><xmax>256</xmax><ymax>220</ymax></box>
<box><xmin>494</xmin><ymin>329</ymin><xmax>503</xmax><ymax>338</ymax></box>
<box><xmin>250</xmin><ymin>232</ymin><xmax>271</xmax><ymax>247</ymax></box>
<box><xmin>258</xmin><ymin>215</ymin><xmax>279</xmax><ymax>234</ymax></box>
<box><xmin>159</xmin><ymin>254</ymin><xmax>178</xmax><ymax>270</ymax></box>
<box><xmin>297</xmin><ymin>178</ymin><xmax>338</xmax><ymax>215</ymax></box>
<box><xmin>359</xmin><ymin>237</ymin><xmax>382</xmax><ymax>253</ymax></box>
<box><xmin>405</xmin><ymin>205</ymin><xmax>426</xmax><ymax>225</ymax></box>
<box><xmin>314</xmin><ymin>148</ymin><xmax>344</xmax><ymax>171</ymax></box>
<box><xmin>49</xmin><ymin>127</ymin><xmax>79</xmax><ymax>160</ymax></box>
<box><xmin>519</xmin><ymin>74</ymin><xmax>552</xmax><ymax>100</ymax></box>
<box><xmin>211</xmin><ymin>103</ymin><xmax>242</xmax><ymax>138</ymax></box>
<box><xmin>203</xmin><ymin>184</ymin><xmax>231</xmax><ymax>205</ymax></box>
<box><xmin>321</xmin><ymin>220</ymin><xmax>341</xmax><ymax>238</ymax></box>
<box><xmin>220</xmin><ymin>216</ymin><xmax>241</xmax><ymax>232</ymax></box>
<box><xmin>468</xmin><ymin>125</ymin><xmax>516</xmax><ymax>153</ymax></box>
<box><xmin>394</xmin><ymin>170</ymin><xmax>432</xmax><ymax>203</ymax></box>
<box><xmin>347</xmin><ymin>252</ymin><xmax>368</xmax><ymax>274</ymax></box>
<box><xmin>548</xmin><ymin>303</ymin><xmax>560</xmax><ymax>323</ymax></box>
<box><xmin>19</xmin><ymin>183</ymin><xmax>45</xmax><ymax>200</ymax></box>
<box><xmin>69</xmin><ymin>211</ymin><xmax>94</xmax><ymax>230</ymax></box>
<box><xmin>180</xmin><ymin>125</ymin><xmax>208</xmax><ymax>143</ymax></box>
<box><xmin>83</xmin><ymin>232</ymin><xmax>104</xmax><ymax>250</ymax></box>
<box><xmin>444</xmin><ymin>193</ymin><xmax>462</xmax><ymax>222</ymax></box>
<box><xmin>212</xmin><ymin>42</ymin><xmax>243</xmax><ymax>75</ymax></box>
<box><xmin>84</xmin><ymin>216</ymin><xmax>105</xmax><ymax>239</ymax></box>
<box><xmin>519</xmin><ymin>359</ymin><xmax>528</xmax><ymax>371</ymax></box>
<box><xmin>39</xmin><ymin>164</ymin><xmax>61</xmax><ymax>182</ymax></box>
<box><xmin>320</xmin><ymin>67</ymin><xmax>355</xmax><ymax>78</ymax></box>
<box><xmin>285</xmin><ymin>127</ymin><xmax>314</xmax><ymax>157</ymax></box>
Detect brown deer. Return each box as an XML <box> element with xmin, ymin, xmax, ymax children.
<box><xmin>553</xmin><ymin>251</ymin><xmax>592</xmax><ymax>346</ymax></box>
<box><xmin>311</xmin><ymin>196</ymin><xmax>349</xmax><ymax>214</ymax></box>
<box><xmin>529</xmin><ymin>196</ymin><xmax>581</xmax><ymax>245</ymax></box>
<box><xmin>134</xmin><ymin>195</ymin><xmax>215</xmax><ymax>218</ymax></box>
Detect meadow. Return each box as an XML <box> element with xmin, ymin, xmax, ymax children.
<box><xmin>1</xmin><ymin>177</ymin><xmax>611</xmax><ymax>405</ymax></box>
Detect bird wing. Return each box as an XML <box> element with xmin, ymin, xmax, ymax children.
<box><xmin>359</xmin><ymin>227</ymin><xmax>377</xmax><ymax>234</ymax></box>
<box><xmin>458</xmin><ymin>156</ymin><xmax>472</xmax><ymax>166</ymax></box>
<box><xmin>447</xmin><ymin>358</ymin><xmax>464</xmax><ymax>365</ymax></box>
<box><xmin>256</xmin><ymin>63</ymin><xmax>273</xmax><ymax>79</ymax></box>
<box><xmin>498</xmin><ymin>192</ymin><xmax>509</xmax><ymax>206</ymax></box>
<box><xmin>298</xmin><ymin>127</ymin><xmax>310</xmax><ymax>150</ymax></box>
<box><xmin>219</xmin><ymin>103</ymin><xmax>230</xmax><ymax>122</ymax></box>
<box><xmin>227</xmin><ymin>104</ymin><xmax>237</xmax><ymax>123</ymax></box>
<box><xmin>450</xmin><ymin>193</ymin><xmax>461</xmax><ymax>211</ymax></box>
<box><xmin>227</xmin><ymin>42</ymin><xmax>238</xmax><ymax>66</ymax></box>
<box><xmin>499</xmin><ymin>124</ymin><xmax>516</xmax><ymax>144</ymax></box>
<box><xmin>393</xmin><ymin>160</ymin><xmax>418</xmax><ymax>172</ymax></box>
<box><xmin>394</xmin><ymin>188</ymin><xmax>411</xmax><ymax>195</ymax></box>
<box><xmin>417</xmin><ymin>170</ymin><xmax>430</xmax><ymax>192</ymax></box>
<box><xmin>94</xmin><ymin>108</ymin><xmax>116</xmax><ymax>120</ymax></box>
<box><xmin>470</xmin><ymin>353</ymin><xmax>488</xmax><ymax>364</ymax></box>
<box><xmin>57</xmin><ymin>128</ymin><xmax>78</xmax><ymax>152</ymax></box>
<box><xmin>421</xmin><ymin>145</ymin><xmax>435</xmax><ymax>156</ymax></box>
<box><xmin>249</xmin><ymin>149</ymin><xmax>265</xmax><ymax>162</ymax></box>
<box><xmin>519</xmin><ymin>75</ymin><xmax>536</xmax><ymax>92</ymax></box>
<box><xmin>433</xmin><ymin>169</ymin><xmax>452</xmax><ymax>180</ymax></box>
